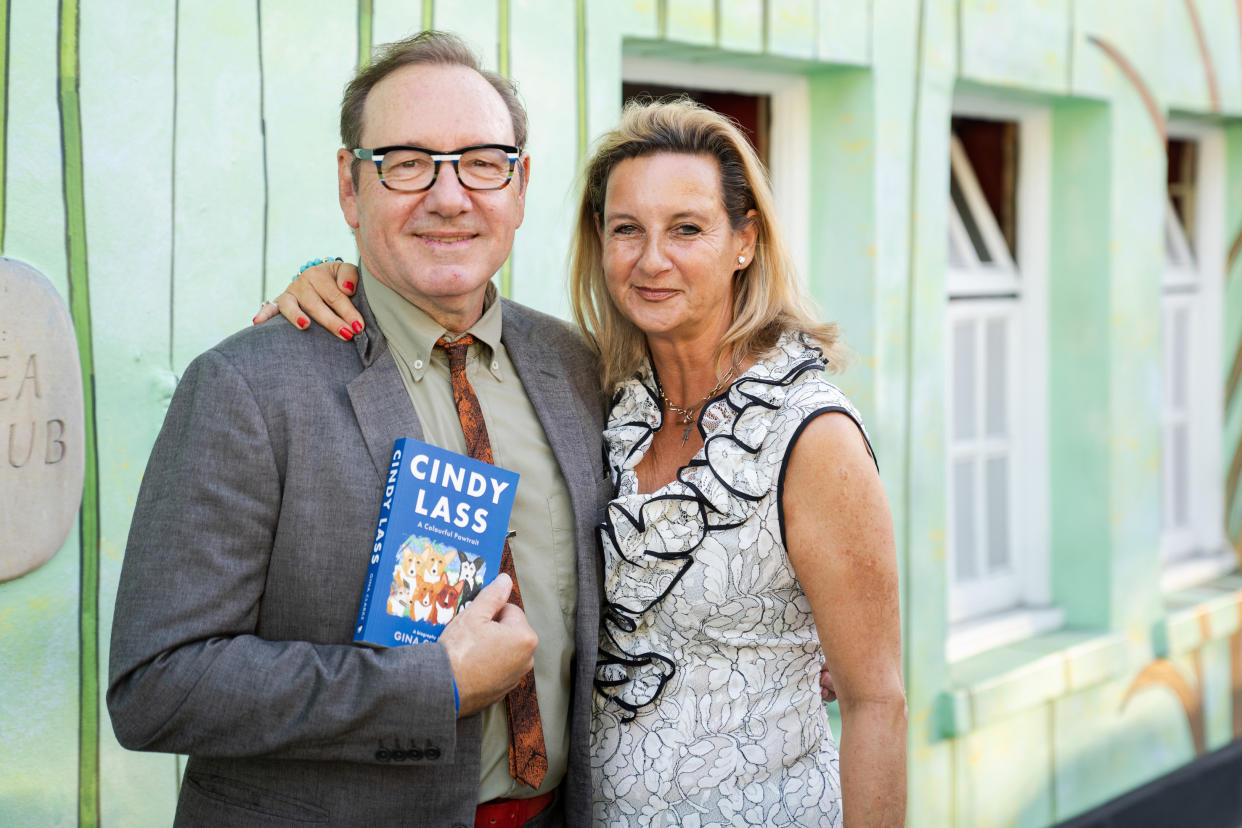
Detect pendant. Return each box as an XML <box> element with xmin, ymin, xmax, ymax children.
<box><xmin>681</xmin><ymin>422</ymin><xmax>693</xmax><ymax>446</ymax></box>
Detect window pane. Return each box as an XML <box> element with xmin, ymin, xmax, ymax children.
<box><xmin>950</xmin><ymin>170</ymin><xmax>992</xmax><ymax>264</ymax></box>
<box><xmin>1171</xmin><ymin>423</ymin><xmax>1189</xmax><ymax>530</ymax></box>
<box><xmin>1171</xmin><ymin>306</ymin><xmax>1189</xmax><ymax>411</ymax></box>
<box><xmin>948</xmin><ymin>220</ymin><xmax>970</xmax><ymax>269</ymax></box>
<box><xmin>985</xmin><ymin>318</ymin><xmax>1007</xmax><ymax>437</ymax></box>
<box><xmin>986</xmin><ymin>455</ymin><xmax>1010</xmax><ymax>572</ymax></box>
<box><xmin>953</xmin><ymin>320</ymin><xmax>977</xmax><ymax>441</ymax></box>
<box><xmin>954</xmin><ymin>459</ymin><xmax>977</xmax><ymax>581</ymax></box>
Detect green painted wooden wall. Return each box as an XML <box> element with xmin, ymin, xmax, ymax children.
<box><xmin>1</xmin><ymin>1</ymin><xmax>1240</xmax><ymax>825</ymax></box>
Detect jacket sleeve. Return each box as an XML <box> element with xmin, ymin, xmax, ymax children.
<box><xmin>106</xmin><ymin>348</ymin><xmax>459</xmax><ymax>765</ymax></box>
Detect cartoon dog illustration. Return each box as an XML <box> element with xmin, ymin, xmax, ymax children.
<box><xmin>430</xmin><ymin>580</ymin><xmax>465</xmax><ymax>626</ymax></box>
<box><xmin>457</xmin><ymin>555</ymin><xmax>484</xmax><ymax>611</ymax></box>
<box><xmin>386</xmin><ymin>581</ymin><xmax>412</xmax><ymax>618</ymax></box>
<box><xmin>410</xmin><ymin>580</ymin><xmax>436</xmax><ymax>623</ymax></box>
<box><xmin>387</xmin><ymin>547</ymin><xmax>421</xmax><ymax>617</ymax></box>
<box><xmin>415</xmin><ymin>545</ymin><xmax>457</xmax><ymax>593</ymax></box>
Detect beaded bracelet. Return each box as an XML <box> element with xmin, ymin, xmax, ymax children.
<box><xmin>295</xmin><ymin>256</ymin><xmax>344</xmax><ymax>280</ymax></box>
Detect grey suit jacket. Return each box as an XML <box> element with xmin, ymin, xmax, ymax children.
<box><xmin>108</xmin><ymin>286</ymin><xmax>609</xmax><ymax>828</ymax></box>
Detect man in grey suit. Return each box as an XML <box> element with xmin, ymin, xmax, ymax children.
<box><xmin>108</xmin><ymin>32</ymin><xmax>607</xmax><ymax>828</ymax></box>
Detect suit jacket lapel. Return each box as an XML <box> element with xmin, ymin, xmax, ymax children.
<box><xmin>347</xmin><ymin>285</ymin><xmax>423</xmax><ymax>480</ymax></box>
<box><xmin>502</xmin><ymin>307</ymin><xmax>596</xmax><ymax>530</ymax></box>
<box><xmin>348</xmin><ymin>350</ymin><xmax>423</xmax><ymax>480</ymax></box>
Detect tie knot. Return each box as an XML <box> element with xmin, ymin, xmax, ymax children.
<box><xmin>435</xmin><ymin>333</ymin><xmax>477</xmax><ymax>355</ymax></box>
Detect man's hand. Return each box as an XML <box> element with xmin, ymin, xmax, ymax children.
<box><xmin>820</xmin><ymin>665</ymin><xmax>837</xmax><ymax>703</ymax></box>
<box><xmin>439</xmin><ymin>574</ymin><xmax>538</xmax><ymax>717</ymax></box>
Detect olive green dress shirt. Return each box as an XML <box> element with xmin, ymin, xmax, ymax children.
<box><xmin>364</xmin><ymin>267</ymin><xmax>577</xmax><ymax>803</ymax></box>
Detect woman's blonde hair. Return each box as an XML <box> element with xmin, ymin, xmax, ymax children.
<box><xmin>569</xmin><ymin>97</ymin><xmax>842</xmax><ymax>393</ymax></box>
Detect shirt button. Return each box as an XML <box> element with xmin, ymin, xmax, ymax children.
<box><xmin>414</xmin><ymin>359</ymin><xmax>424</xmax><ymax>370</ymax></box>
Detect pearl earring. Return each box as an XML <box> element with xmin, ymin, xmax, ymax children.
<box><xmin>737</xmin><ymin>256</ymin><xmax>745</xmax><ymax>265</ymax></box>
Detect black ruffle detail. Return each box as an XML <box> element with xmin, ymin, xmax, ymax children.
<box><xmin>593</xmin><ymin>335</ymin><xmax>829</xmax><ymax>718</ymax></box>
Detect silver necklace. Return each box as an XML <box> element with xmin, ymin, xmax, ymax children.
<box><xmin>659</xmin><ymin>366</ymin><xmax>737</xmax><ymax>446</ymax></box>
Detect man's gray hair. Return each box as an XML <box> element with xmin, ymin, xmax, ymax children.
<box><xmin>340</xmin><ymin>30</ymin><xmax>528</xmax><ymax>176</ymax></box>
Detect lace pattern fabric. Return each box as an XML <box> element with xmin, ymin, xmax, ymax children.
<box><xmin>590</xmin><ymin>333</ymin><xmax>868</xmax><ymax>827</ymax></box>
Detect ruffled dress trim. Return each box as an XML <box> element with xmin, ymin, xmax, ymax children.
<box><xmin>594</xmin><ymin>333</ymin><xmax>831</xmax><ymax>719</ymax></box>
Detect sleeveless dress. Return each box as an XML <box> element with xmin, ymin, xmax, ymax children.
<box><xmin>589</xmin><ymin>333</ymin><xmax>870</xmax><ymax>828</ymax></box>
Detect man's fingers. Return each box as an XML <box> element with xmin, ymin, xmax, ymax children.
<box><xmin>463</xmin><ymin>573</ymin><xmax>513</xmax><ymax>619</ymax></box>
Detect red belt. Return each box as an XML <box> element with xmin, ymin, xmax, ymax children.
<box><xmin>475</xmin><ymin>789</ymin><xmax>556</xmax><ymax>828</ymax></box>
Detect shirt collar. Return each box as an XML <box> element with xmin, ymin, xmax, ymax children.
<box><xmin>362</xmin><ymin>265</ymin><xmax>504</xmax><ymax>382</ymax></box>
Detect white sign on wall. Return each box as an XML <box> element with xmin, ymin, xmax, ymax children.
<box><xmin>0</xmin><ymin>259</ymin><xmax>85</xmax><ymax>580</ymax></box>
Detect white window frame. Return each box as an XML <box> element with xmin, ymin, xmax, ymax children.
<box><xmin>621</xmin><ymin>57</ymin><xmax>810</xmax><ymax>280</ymax></box>
<box><xmin>1160</xmin><ymin>122</ymin><xmax>1231</xmax><ymax>592</ymax></box>
<box><xmin>945</xmin><ymin>97</ymin><xmax>1058</xmax><ymax>662</ymax></box>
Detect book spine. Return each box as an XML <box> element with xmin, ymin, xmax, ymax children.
<box><xmin>353</xmin><ymin>438</ymin><xmax>406</xmax><ymax>641</ymax></box>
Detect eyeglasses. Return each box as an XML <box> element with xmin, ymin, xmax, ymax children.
<box><xmin>352</xmin><ymin>144</ymin><xmax>520</xmax><ymax>192</ymax></box>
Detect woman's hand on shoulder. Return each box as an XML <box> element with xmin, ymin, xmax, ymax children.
<box><xmin>252</xmin><ymin>260</ymin><xmax>364</xmax><ymax>341</ymax></box>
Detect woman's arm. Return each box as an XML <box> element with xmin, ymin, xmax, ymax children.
<box><xmin>253</xmin><ymin>259</ymin><xmax>364</xmax><ymax>340</ymax></box>
<box><xmin>783</xmin><ymin>411</ymin><xmax>907</xmax><ymax>827</ymax></box>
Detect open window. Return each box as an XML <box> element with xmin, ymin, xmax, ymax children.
<box><xmin>1160</xmin><ymin>127</ymin><xmax>1230</xmax><ymax>591</ymax></box>
<box><xmin>945</xmin><ymin>107</ymin><xmax>1056</xmax><ymax>661</ymax></box>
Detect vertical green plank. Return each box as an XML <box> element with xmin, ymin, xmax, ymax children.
<box><xmin>585</xmin><ymin>0</ymin><xmax>661</xmax><ymax>144</ymax></box>
<box><xmin>0</xmin><ymin>0</ymin><xmax>9</xmax><ymax>252</ymax></box>
<box><xmin>719</xmin><ymin>0</ymin><xmax>764</xmax><ymax>53</ymax></box>
<box><xmin>436</xmin><ymin>2</ymin><xmax>498</xmax><ymax>70</ymax></box>
<box><xmin>576</xmin><ymin>0</ymin><xmax>586</xmax><ymax>161</ymax></box>
<box><xmin>258</xmin><ymin>0</ymin><xmax>359</xmax><ymax>304</ymax></box>
<box><xmin>359</xmin><ymin>0</ymin><xmax>373</xmax><ymax>67</ymax></box>
<box><xmin>0</xmin><ymin>2</ymin><xmax>78</xmax><ymax>825</ymax></box>
<box><xmin>509</xmin><ymin>0</ymin><xmax>578</xmax><ymax>320</ymax></box>
<box><xmin>817</xmin><ymin>0</ymin><xmax>870</xmax><ymax>65</ymax></box>
<box><xmin>806</xmin><ymin>69</ymin><xmax>876</xmax><ymax>415</ymax></box>
<box><xmin>79</xmin><ymin>0</ymin><xmax>178</xmax><ymax>819</ymax></box>
<box><xmin>767</xmin><ymin>0</ymin><xmax>817</xmax><ymax>58</ymax></box>
<box><xmin>56</xmin><ymin>0</ymin><xmax>99</xmax><ymax>825</ymax></box>
<box><xmin>897</xmin><ymin>0</ymin><xmax>957</xmax><ymax>822</ymax></box>
<box><xmin>423</xmin><ymin>0</ymin><xmax>433</xmax><ymax>29</ymax></box>
<box><xmin>373</xmin><ymin>0</ymin><xmax>424</xmax><ymax>42</ymax></box>
<box><xmin>500</xmin><ymin>0</ymin><xmax>512</xmax><ymax>297</ymax></box>
<box><xmin>666</xmin><ymin>0</ymin><xmax>715</xmax><ymax>45</ymax></box>
<box><xmin>172</xmin><ymin>0</ymin><xmax>264</xmax><ymax>371</ymax></box>
<box><xmin>957</xmin><ymin>0</ymin><xmax>1070</xmax><ymax>94</ymax></box>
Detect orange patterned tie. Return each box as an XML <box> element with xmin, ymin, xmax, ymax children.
<box><xmin>436</xmin><ymin>334</ymin><xmax>548</xmax><ymax>790</ymax></box>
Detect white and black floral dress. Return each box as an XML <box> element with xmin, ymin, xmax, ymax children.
<box><xmin>590</xmin><ymin>333</ymin><xmax>871</xmax><ymax>828</ymax></box>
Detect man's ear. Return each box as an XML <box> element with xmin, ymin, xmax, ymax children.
<box><xmin>517</xmin><ymin>153</ymin><xmax>531</xmax><ymax>198</ymax></box>
<box><xmin>513</xmin><ymin>153</ymin><xmax>531</xmax><ymax>227</ymax></box>
<box><xmin>338</xmin><ymin>148</ymin><xmax>360</xmax><ymax>229</ymax></box>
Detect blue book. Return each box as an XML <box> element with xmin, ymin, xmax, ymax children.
<box><xmin>354</xmin><ymin>437</ymin><xmax>519</xmax><ymax>647</ymax></box>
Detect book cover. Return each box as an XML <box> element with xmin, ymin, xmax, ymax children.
<box><xmin>354</xmin><ymin>437</ymin><xmax>519</xmax><ymax>647</ymax></box>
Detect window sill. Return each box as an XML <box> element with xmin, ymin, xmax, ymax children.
<box><xmin>937</xmin><ymin>628</ymin><xmax>1129</xmax><ymax>739</ymax></box>
<box><xmin>1153</xmin><ymin>569</ymin><xmax>1242</xmax><ymax>657</ymax></box>
<box><xmin>1160</xmin><ymin>548</ymin><xmax>1237</xmax><ymax>594</ymax></box>
<box><xmin>947</xmin><ymin>605</ymin><xmax>1065</xmax><ymax>663</ymax></box>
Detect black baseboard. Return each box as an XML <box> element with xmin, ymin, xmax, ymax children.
<box><xmin>1054</xmin><ymin>738</ymin><xmax>1242</xmax><ymax>828</ymax></box>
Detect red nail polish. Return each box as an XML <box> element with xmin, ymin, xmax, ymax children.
<box><xmin>339</xmin><ymin>326</ymin><xmax>354</xmax><ymax>340</ymax></box>
<box><xmin>351</xmin><ymin>320</ymin><xmax>364</xmax><ymax>334</ymax></box>
<box><xmin>343</xmin><ymin>281</ymin><xmax>355</xmax><ymax>292</ymax></box>
<box><xmin>297</xmin><ymin>317</ymin><xmax>309</xmax><ymax>329</ymax></box>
